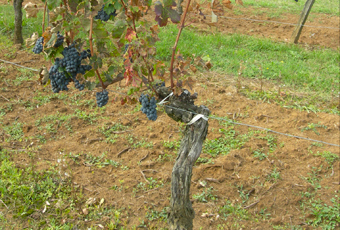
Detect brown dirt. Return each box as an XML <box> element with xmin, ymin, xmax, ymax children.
<box><xmin>0</xmin><ymin>43</ymin><xmax>339</xmax><ymax>229</ymax></box>
<box><xmin>0</xmin><ymin>1</ymin><xmax>339</xmax><ymax>230</ymax></box>
<box><xmin>186</xmin><ymin>2</ymin><xmax>340</xmax><ymax>50</ymax></box>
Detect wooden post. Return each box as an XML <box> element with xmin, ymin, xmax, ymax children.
<box><xmin>211</xmin><ymin>0</ymin><xmax>218</xmax><ymax>23</ymax></box>
<box><xmin>291</xmin><ymin>0</ymin><xmax>315</xmax><ymax>44</ymax></box>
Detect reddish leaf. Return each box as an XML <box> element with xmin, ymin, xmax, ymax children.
<box><xmin>222</xmin><ymin>0</ymin><xmax>233</xmax><ymax>10</ymax></box>
<box><xmin>125</xmin><ymin>28</ymin><xmax>137</xmax><ymax>42</ymax></box>
<box><xmin>121</xmin><ymin>98</ymin><xmax>127</xmax><ymax>105</ymax></box>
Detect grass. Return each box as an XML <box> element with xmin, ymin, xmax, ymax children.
<box><xmin>203</xmin><ymin>126</ymin><xmax>249</xmax><ymax>157</ymax></box>
<box><xmin>156</xmin><ymin>25</ymin><xmax>339</xmax><ymax>99</ymax></box>
<box><xmin>0</xmin><ymin>149</ymin><xmax>82</xmax><ymax>229</ymax></box>
<box><xmin>242</xmin><ymin>0</ymin><xmax>339</xmax><ymax>16</ymax></box>
<box><xmin>0</xmin><ymin>4</ymin><xmax>45</xmax><ymax>38</ymax></box>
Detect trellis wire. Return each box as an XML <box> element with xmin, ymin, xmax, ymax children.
<box><xmin>0</xmin><ymin>59</ymin><xmax>40</xmax><ymax>72</ymax></box>
<box><xmin>160</xmin><ymin>104</ymin><xmax>340</xmax><ymax>148</ymax></box>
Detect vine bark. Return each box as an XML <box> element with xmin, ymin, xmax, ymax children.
<box><xmin>157</xmin><ymin>87</ymin><xmax>210</xmax><ymax>230</ymax></box>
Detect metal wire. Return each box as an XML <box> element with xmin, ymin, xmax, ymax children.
<box><xmin>0</xmin><ymin>59</ymin><xmax>40</xmax><ymax>72</ymax></box>
<box><xmin>160</xmin><ymin>103</ymin><xmax>340</xmax><ymax>147</ymax></box>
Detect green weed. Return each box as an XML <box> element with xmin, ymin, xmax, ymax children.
<box><xmin>204</xmin><ymin>127</ymin><xmax>248</xmax><ymax>157</ymax></box>
<box><xmin>253</xmin><ymin>148</ymin><xmax>267</xmax><ymax>160</ymax></box>
<box><xmin>301</xmin><ymin>122</ymin><xmax>328</xmax><ymax>135</ymax></box>
<box><xmin>315</xmin><ymin>151</ymin><xmax>339</xmax><ymax>166</ymax></box>
<box><xmin>306</xmin><ymin>196</ymin><xmax>340</xmax><ymax>229</ymax></box>
<box><xmin>3</xmin><ymin>121</ymin><xmax>24</xmax><ymax>141</ymax></box>
<box><xmin>219</xmin><ymin>200</ymin><xmax>250</xmax><ymax>221</ymax></box>
<box><xmin>192</xmin><ymin>187</ymin><xmax>218</xmax><ymax>203</ymax></box>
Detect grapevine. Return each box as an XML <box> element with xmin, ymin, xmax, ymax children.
<box><xmin>25</xmin><ymin>0</ymin><xmax>211</xmax><ymax>228</ymax></box>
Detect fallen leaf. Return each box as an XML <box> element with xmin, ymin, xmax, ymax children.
<box><xmin>189</xmin><ymin>64</ymin><xmax>197</xmax><ymax>73</ymax></box>
<box><xmin>82</xmin><ymin>208</ymin><xmax>88</xmax><ymax>215</ymax></box>
<box><xmin>205</xmin><ymin>61</ymin><xmax>213</xmax><ymax>70</ymax></box>
<box><xmin>222</xmin><ymin>0</ymin><xmax>233</xmax><ymax>10</ymax></box>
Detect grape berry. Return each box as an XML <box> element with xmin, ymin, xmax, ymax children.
<box><xmin>139</xmin><ymin>94</ymin><xmax>158</xmax><ymax>121</ymax></box>
<box><xmin>96</xmin><ymin>90</ymin><xmax>109</xmax><ymax>107</ymax></box>
<box><xmin>33</xmin><ymin>37</ymin><xmax>44</xmax><ymax>54</ymax></box>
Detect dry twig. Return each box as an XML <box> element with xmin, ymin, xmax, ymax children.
<box><xmin>117</xmin><ymin>148</ymin><xmax>130</xmax><ymax>157</ymax></box>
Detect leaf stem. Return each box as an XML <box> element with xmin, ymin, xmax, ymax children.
<box><xmin>169</xmin><ymin>0</ymin><xmax>192</xmax><ymax>90</ymax></box>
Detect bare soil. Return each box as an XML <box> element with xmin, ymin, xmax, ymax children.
<box><xmin>187</xmin><ymin>2</ymin><xmax>340</xmax><ymax>50</ymax></box>
<box><xmin>0</xmin><ymin>1</ymin><xmax>339</xmax><ymax>230</ymax></box>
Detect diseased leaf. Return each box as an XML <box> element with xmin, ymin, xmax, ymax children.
<box><xmin>168</xmin><ymin>9</ymin><xmax>180</xmax><ymax>23</ymax></box>
<box><xmin>42</xmin><ymin>30</ymin><xmax>52</xmax><ymax>44</ymax></box>
<box><xmin>23</xmin><ymin>2</ymin><xmax>39</xmax><ymax>18</ymax></box>
<box><xmin>183</xmin><ymin>77</ymin><xmax>195</xmax><ymax>90</ymax></box>
<box><xmin>68</xmin><ymin>0</ymin><xmax>80</xmax><ymax>12</ymax></box>
<box><xmin>154</xmin><ymin>0</ymin><xmax>180</xmax><ymax>27</ymax></box>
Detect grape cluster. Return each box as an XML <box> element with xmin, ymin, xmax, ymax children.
<box><xmin>155</xmin><ymin>81</ymin><xmax>165</xmax><ymax>88</ymax></box>
<box><xmin>96</xmin><ymin>90</ymin><xmax>109</xmax><ymax>107</ymax></box>
<box><xmin>49</xmin><ymin>44</ymin><xmax>92</xmax><ymax>93</ymax></box>
<box><xmin>74</xmin><ymin>78</ymin><xmax>84</xmax><ymax>91</ymax></box>
<box><xmin>139</xmin><ymin>94</ymin><xmax>157</xmax><ymax>121</ymax></box>
<box><xmin>94</xmin><ymin>4</ymin><xmax>117</xmax><ymax>21</ymax></box>
<box><xmin>33</xmin><ymin>37</ymin><xmax>44</xmax><ymax>54</ymax></box>
<box><xmin>49</xmin><ymin>58</ymin><xmax>70</xmax><ymax>93</ymax></box>
<box><xmin>54</xmin><ymin>32</ymin><xmax>64</xmax><ymax>48</ymax></box>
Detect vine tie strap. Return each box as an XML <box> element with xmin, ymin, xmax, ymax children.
<box><xmin>187</xmin><ymin>114</ymin><xmax>209</xmax><ymax>125</ymax></box>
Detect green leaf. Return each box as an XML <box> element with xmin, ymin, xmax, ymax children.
<box><xmin>112</xmin><ymin>19</ymin><xmax>128</xmax><ymax>39</ymax></box>
<box><xmin>47</xmin><ymin>0</ymin><xmax>62</xmax><ymax>11</ymax></box>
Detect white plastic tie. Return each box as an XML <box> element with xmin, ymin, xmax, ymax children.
<box><xmin>187</xmin><ymin>114</ymin><xmax>209</xmax><ymax>126</ymax></box>
<box><xmin>158</xmin><ymin>92</ymin><xmax>173</xmax><ymax>105</ymax></box>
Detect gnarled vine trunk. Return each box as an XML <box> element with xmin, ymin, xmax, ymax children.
<box><xmin>13</xmin><ymin>0</ymin><xmax>24</xmax><ymax>44</ymax></box>
<box><xmin>157</xmin><ymin>87</ymin><xmax>210</xmax><ymax>230</ymax></box>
